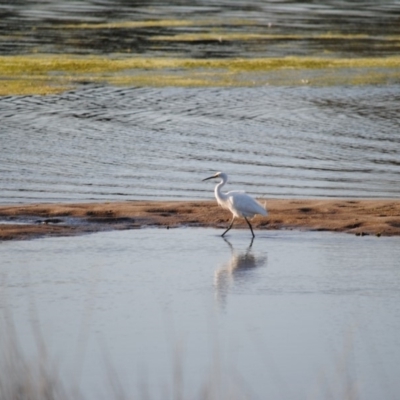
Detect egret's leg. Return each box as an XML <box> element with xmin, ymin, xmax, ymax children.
<box><xmin>221</xmin><ymin>217</ymin><xmax>235</xmax><ymax>237</ymax></box>
<box><xmin>244</xmin><ymin>217</ymin><xmax>255</xmax><ymax>238</ymax></box>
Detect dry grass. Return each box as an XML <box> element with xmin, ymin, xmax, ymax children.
<box><xmin>0</xmin><ymin>308</ymin><xmax>67</xmax><ymax>400</ymax></box>
<box><xmin>0</xmin><ymin>318</ymin><xmax>368</xmax><ymax>400</ymax></box>
<box><xmin>0</xmin><ymin>321</ymin><xmax>248</xmax><ymax>400</ymax></box>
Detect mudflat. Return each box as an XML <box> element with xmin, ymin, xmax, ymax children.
<box><xmin>1</xmin><ymin>199</ymin><xmax>400</xmax><ymax>241</ymax></box>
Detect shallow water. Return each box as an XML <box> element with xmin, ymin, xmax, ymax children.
<box><xmin>1</xmin><ymin>228</ymin><xmax>400</xmax><ymax>399</ymax></box>
<box><xmin>1</xmin><ymin>85</ymin><xmax>400</xmax><ymax>203</ymax></box>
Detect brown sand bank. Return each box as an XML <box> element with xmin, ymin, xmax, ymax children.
<box><xmin>1</xmin><ymin>199</ymin><xmax>400</xmax><ymax>241</ymax></box>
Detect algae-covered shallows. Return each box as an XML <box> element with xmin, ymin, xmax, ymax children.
<box><xmin>1</xmin><ymin>55</ymin><xmax>400</xmax><ymax>95</ymax></box>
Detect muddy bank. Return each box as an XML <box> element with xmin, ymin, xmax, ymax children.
<box><xmin>1</xmin><ymin>199</ymin><xmax>400</xmax><ymax>241</ymax></box>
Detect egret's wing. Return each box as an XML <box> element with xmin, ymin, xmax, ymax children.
<box><xmin>227</xmin><ymin>191</ymin><xmax>267</xmax><ymax>217</ymax></box>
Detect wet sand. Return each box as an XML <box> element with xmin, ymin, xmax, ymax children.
<box><xmin>1</xmin><ymin>199</ymin><xmax>400</xmax><ymax>241</ymax></box>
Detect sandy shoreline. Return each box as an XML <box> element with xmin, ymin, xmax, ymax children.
<box><xmin>1</xmin><ymin>199</ymin><xmax>400</xmax><ymax>241</ymax></box>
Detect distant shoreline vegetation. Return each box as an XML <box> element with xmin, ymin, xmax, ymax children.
<box><xmin>1</xmin><ymin>55</ymin><xmax>400</xmax><ymax>95</ymax></box>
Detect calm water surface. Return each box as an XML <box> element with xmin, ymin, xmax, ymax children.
<box><xmin>1</xmin><ymin>228</ymin><xmax>400</xmax><ymax>399</ymax></box>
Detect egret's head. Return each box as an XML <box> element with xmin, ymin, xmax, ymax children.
<box><xmin>202</xmin><ymin>172</ymin><xmax>228</xmax><ymax>182</ymax></box>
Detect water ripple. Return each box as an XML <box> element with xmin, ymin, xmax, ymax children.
<box><xmin>1</xmin><ymin>85</ymin><xmax>399</xmax><ymax>203</ymax></box>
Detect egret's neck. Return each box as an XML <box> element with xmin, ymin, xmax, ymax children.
<box><xmin>215</xmin><ymin>178</ymin><xmax>228</xmax><ymax>204</ymax></box>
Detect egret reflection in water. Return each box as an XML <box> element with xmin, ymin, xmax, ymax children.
<box><xmin>214</xmin><ymin>238</ymin><xmax>267</xmax><ymax>308</ymax></box>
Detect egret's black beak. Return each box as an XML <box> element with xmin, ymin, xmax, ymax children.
<box><xmin>202</xmin><ymin>175</ymin><xmax>216</xmax><ymax>181</ymax></box>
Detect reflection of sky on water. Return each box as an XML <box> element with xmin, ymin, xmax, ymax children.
<box><xmin>1</xmin><ymin>228</ymin><xmax>399</xmax><ymax>399</ymax></box>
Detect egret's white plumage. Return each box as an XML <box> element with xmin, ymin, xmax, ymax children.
<box><xmin>203</xmin><ymin>172</ymin><xmax>267</xmax><ymax>238</ymax></box>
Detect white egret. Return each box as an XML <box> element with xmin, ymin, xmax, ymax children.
<box><xmin>202</xmin><ymin>172</ymin><xmax>267</xmax><ymax>238</ymax></box>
